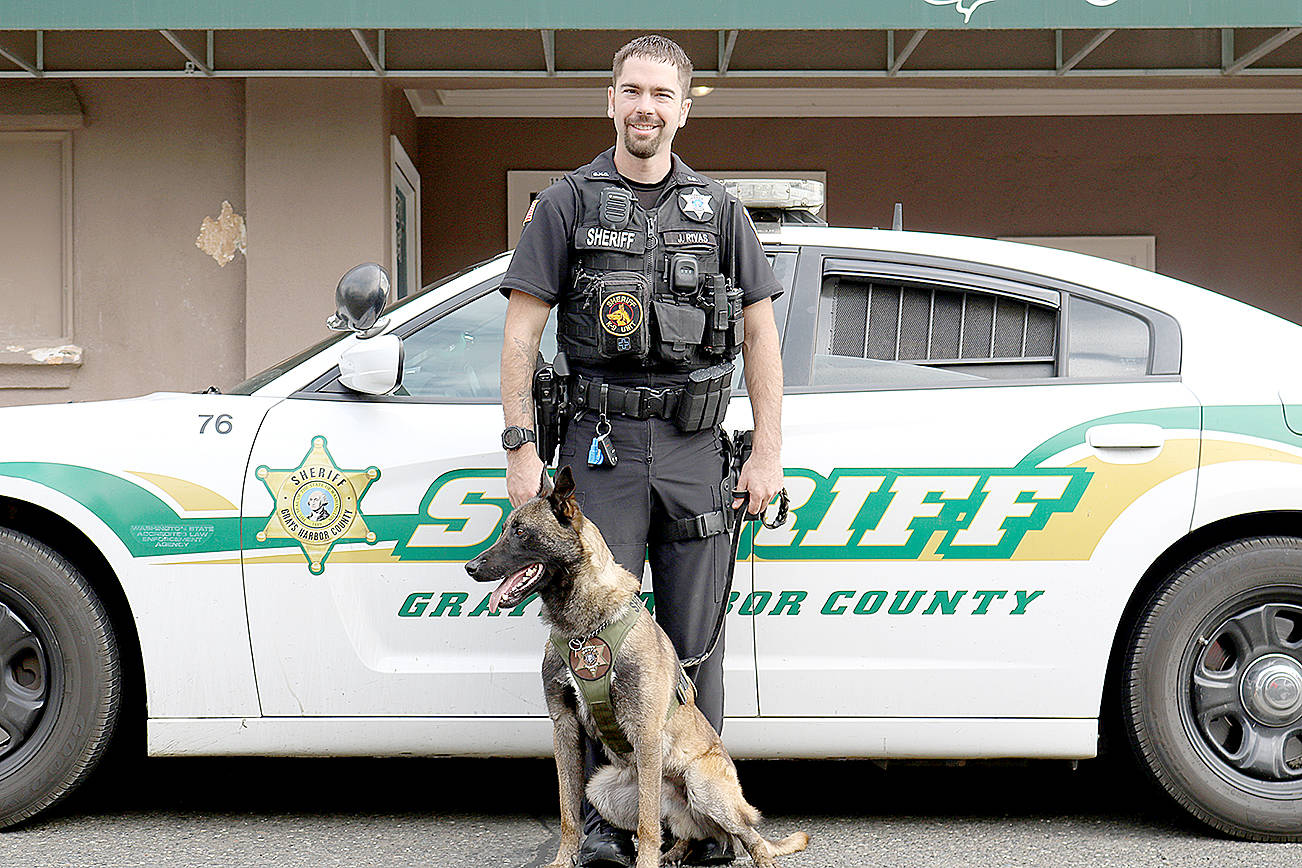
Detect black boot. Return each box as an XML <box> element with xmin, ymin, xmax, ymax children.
<box><xmin>577</xmin><ymin>822</ymin><xmax>636</xmax><ymax>867</ymax></box>
<box><xmin>684</xmin><ymin>837</ymin><xmax>735</xmax><ymax>866</ymax></box>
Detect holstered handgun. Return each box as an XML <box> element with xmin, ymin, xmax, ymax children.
<box><xmin>532</xmin><ymin>351</ymin><xmax>570</xmax><ymax>467</ymax></box>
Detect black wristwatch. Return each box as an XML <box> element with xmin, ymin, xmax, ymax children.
<box><xmin>501</xmin><ymin>426</ymin><xmax>538</xmax><ymax>452</ymax></box>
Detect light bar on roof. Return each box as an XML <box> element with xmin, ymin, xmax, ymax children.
<box><xmin>721</xmin><ymin>178</ymin><xmax>825</xmax><ymax>212</ymax></box>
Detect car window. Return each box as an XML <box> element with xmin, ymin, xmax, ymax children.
<box><xmin>397</xmin><ymin>288</ymin><xmax>557</xmax><ymax>401</ymax></box>
<box><xmin>812</xmin><ymin>274</ymin><xmax>1058</xmax><ymax>388</ymax></box>
<box><xmin>1067</xmin><ymin>296</ymin><xmax>1150</xmax><ymax>377</ymax></box>
<box><xmin>766</xmin><ymin>251</ymin><xmax>797</xmax><ymax>342</ymax></box>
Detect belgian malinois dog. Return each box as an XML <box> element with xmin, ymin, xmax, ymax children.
<box><xmin>465</xmin><ymin>466</ymin><xmax>809</xmax><ymax>868</ymax></box>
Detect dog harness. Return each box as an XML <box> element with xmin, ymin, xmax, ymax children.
<box><xmin>550</xmin><ymin>601</ymin><xmax>692</xmax><ymax>755</ymax></box>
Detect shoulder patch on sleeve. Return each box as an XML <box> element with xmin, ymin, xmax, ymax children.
<box><xmin>522</xmin><ymin>199</ymin><xmax>539</xmax><ymax>227</ymax></box>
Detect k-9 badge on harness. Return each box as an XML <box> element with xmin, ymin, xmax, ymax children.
<box><xmin>679</xmin><ymin>188</ymin><xmax>714</xmax><ymax>222</ymax></box>
<box><xmin>569</xmin><ymin>636</ymin><xmax>613</xmax><ymax>680</ymax></box>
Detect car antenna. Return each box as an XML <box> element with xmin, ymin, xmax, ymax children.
<box><xmin>892</xmin><ymin>203</ymin><xmax>903</xmax><ymax>231</ymax></box>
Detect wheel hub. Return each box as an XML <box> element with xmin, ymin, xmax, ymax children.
<box><xmin>0</xmin><ymin>601</ymin><xmax>50</xmax><ymax>758</ymax></box>
<box><xmin>1241</xmin><ymin>654</ymin><xmax>1302</xmax><ymax>727</ymax></box>
<box><xmin>1189</xmin><ymin>600</ymin><xmax>1302</xmax><ymax>784</ymax></box>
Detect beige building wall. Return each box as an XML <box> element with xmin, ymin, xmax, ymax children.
<box><xmin>1</xmin><ymin>77</ymin><xmax>407</xmax><ymax>406</ymax></box>
<box><xmin>244</xmin><ymin>78</ymin><xmax>390</xmax><ymax>374</ymax></box>
<box><xmin>0</xmin><ymin>79</ymin><xmax>247</xmax><ymax>407</ymax></box>
<box><xmin>418</xmin><ymin>114</ymin><xmax>1302</xmax><ymax>324</ymax></box>
<box><xmin>2</xmin><ymin>80</ymin><xmax>1298</xmax><ymax>407</ymax></box>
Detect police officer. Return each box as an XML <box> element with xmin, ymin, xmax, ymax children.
<box><xmin>499</xmin><ymin>35</ymin><xmax>784</xmax><ymax>868</ymax></box>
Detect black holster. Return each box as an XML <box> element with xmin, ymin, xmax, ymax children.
<box><xmin>532</xmin><ymin>352</ymin><xmax>570</xmax><ymax>466</ymax></box>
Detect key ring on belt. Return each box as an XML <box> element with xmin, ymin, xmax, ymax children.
<box><xmin>596</xmin><ymin>383</ymin><xmax>611</xmax><ymax>437</ymax></box>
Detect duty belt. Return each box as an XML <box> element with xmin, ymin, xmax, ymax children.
<box><xmin>570</xmin><ymin>377</ymin><xmax>682</xmax><ymax>421</ymax></box>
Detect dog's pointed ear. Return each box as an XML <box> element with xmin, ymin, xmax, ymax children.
<box><xmin>554</xmin><ymin>465</ymin><xmax>575</xmax><ymax>500</ymax></box>
<box><xmin>548</xmin><ymin>465</ymin><xmax>579</xmax><ymax>525</ymax></box>
<box><xmin>537</xmin><ymin>467</ymin><xmax>554</xmax><ymax>498</ymax></box>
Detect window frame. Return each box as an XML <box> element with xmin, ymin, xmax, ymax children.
<box><xmin>0</xmin><ymin>130</ymin><xmax>79</xmax><ymax>378</ymax></box>
<box><xmin>782</xmin><ymin>246</ymin><xmax>1180</xmax><ymax>394</ymax></box>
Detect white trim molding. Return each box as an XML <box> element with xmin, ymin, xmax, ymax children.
<box><xmin>390</xmin><ymin>135</ymin><xmax>421</xmax><ymax>300</ymax></box>
<box><xmin>408</xmin><ymin>86</ymin><xmax>1302</xmax><ymax>118</ymax></box>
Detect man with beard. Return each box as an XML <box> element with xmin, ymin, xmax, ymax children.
<box><xmin>498</xmin><ymin>35</ymin><xmax>784</xmax><ymax>868</ymax></box>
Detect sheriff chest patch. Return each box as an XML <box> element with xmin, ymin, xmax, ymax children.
<box><xmin>575</xmin><ymin>226</ymin><xmax>643</xmax><ymax>252</ymax></box>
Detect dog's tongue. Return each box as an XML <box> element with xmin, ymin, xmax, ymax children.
<box><xmin>489</xmin><ymin>564</ymin><xmax>537</xmax><ymax>614</ymax></box>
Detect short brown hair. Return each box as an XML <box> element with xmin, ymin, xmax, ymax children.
<box><xmin>612</xmin><ymin>35</ymin><xmax>693</xmax><ymax>98</ymax></box>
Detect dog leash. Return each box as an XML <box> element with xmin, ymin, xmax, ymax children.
<box><xmin>678</xmin><ymin>487</ymin><xmax>789</xmax><ymax>671</ymax></box>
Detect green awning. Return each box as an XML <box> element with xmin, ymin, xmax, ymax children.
<box><xmin>1</xmin><ymin>0</ymin><xmax>1300</xmax><ymax>32</ymax></box>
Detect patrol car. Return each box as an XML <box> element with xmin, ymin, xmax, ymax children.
<box><xmin>0</xmin><ymin>204</ymin><xmax>1300</xmax><ymax>841</ymax></box>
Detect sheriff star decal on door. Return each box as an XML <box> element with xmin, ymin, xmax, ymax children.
<box><xmin>255</xmin><ymin>436</ymin><xmax>380</xmax><ymax>573</ymax></box>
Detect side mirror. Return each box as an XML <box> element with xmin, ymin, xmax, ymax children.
<box><xmin>327</xmin><ymin>263</ymin><xmax>390</xmax><ymax>338</ymax></box>
<box><xmin>338</xmin><ymin>334</ymin><xmax>404</xmax><ymax>395</ymax></box>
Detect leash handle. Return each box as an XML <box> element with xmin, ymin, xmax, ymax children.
<box><xmin>731</xmin><ymin>488</ymin><xmax>790</xmax><ymax>529</ymax></box>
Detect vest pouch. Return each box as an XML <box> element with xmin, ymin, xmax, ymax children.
<box><xmin>652</xmin><ymin>299</ymin><xmax>707</xmax><ymax>364</ymax></box>
<box><xmin>673</xmin><ymin>362</ymin><xmax>734</xmax><ymax>433</ymax></box>
<box><xmin>595</xmin><ymin>271</ymin><xmax>652</xmax><ymax>362</ymax></box>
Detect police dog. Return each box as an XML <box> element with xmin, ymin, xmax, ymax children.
<box><xmin>465</xmin><ymin>467</ymin><xmax>809</xmax><ymax>868</ymax></box>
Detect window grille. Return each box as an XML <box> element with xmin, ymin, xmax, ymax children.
<box><xmin>826</xmin><ymin>277</ymin><xmax>1056</xmax><ymax>365</ymax></box>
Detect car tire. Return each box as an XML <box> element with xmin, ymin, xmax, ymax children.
<box><xmin>0</xmin><ymin>528</ymin><xmax>120</xmax><ymax>828</ymax></box>
<box><xmin>1124</xmin><ymin>536</ymin><xmax>1302</xmax><ymax>841</ymax></box>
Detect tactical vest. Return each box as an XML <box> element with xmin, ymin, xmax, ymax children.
<box><xmin>558</xmin><ymin>155</ymin><xmax>744</xmax><ymax>371</ymax></box>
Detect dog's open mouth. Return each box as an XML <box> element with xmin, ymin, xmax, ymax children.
<box><xmin>489</xmin><ymin>562</ymin><xmax>544</xmax><ymax>613</ymax></box>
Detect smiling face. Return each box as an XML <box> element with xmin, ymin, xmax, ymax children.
<box><xmin>607</xmin><ymin>55</ymin><xmax>692</xmax><ymax>163</ymax></box>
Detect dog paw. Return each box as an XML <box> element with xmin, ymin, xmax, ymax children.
<box><xmin>659</xmin><ymin>840</ymin><xmax>689</xmax><ymax>866</ymax></box>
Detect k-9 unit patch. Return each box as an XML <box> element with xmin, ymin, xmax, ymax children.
<box><xmin>600</xmin><ymin>291</ymin><xmax>644</xmax><ymax>337</ymax></box>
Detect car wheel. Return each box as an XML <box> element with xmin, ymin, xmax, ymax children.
<box><xmin>1124</xmin><ymin>536</ymin><xmax>1302</xmax><ymax>840</ymax></box>
<box><xmin>0</xmin><ymin>528</ymin><xmax>120</xmax><ymax>827</ymax></box>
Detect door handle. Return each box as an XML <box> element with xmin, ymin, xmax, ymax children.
<box><xmin>1086</xmin><ymin>423</ymin><xmax>1165</xmax><ymax>449</ymax></box>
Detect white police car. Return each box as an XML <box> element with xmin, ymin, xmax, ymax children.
<box><xmin>0</xmin><ymin>212</ymin><xmax>1300</xmax><ymax>841</ymax></box>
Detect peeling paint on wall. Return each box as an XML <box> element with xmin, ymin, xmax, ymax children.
<box><xmin>26</xmin><ymin>345</ymin><xmax>82</xmax><ymax>364</ymax></box>
<box><xmin>196</xmin><ymin>201</ymin><xmax>247</xmax><ymax>266</ymax></box>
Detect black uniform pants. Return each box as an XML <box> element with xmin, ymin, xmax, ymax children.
<box><xmin>559</xmin><ymin>410</ymin><xmax>732</xmax><ymax>835</ymax></box>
